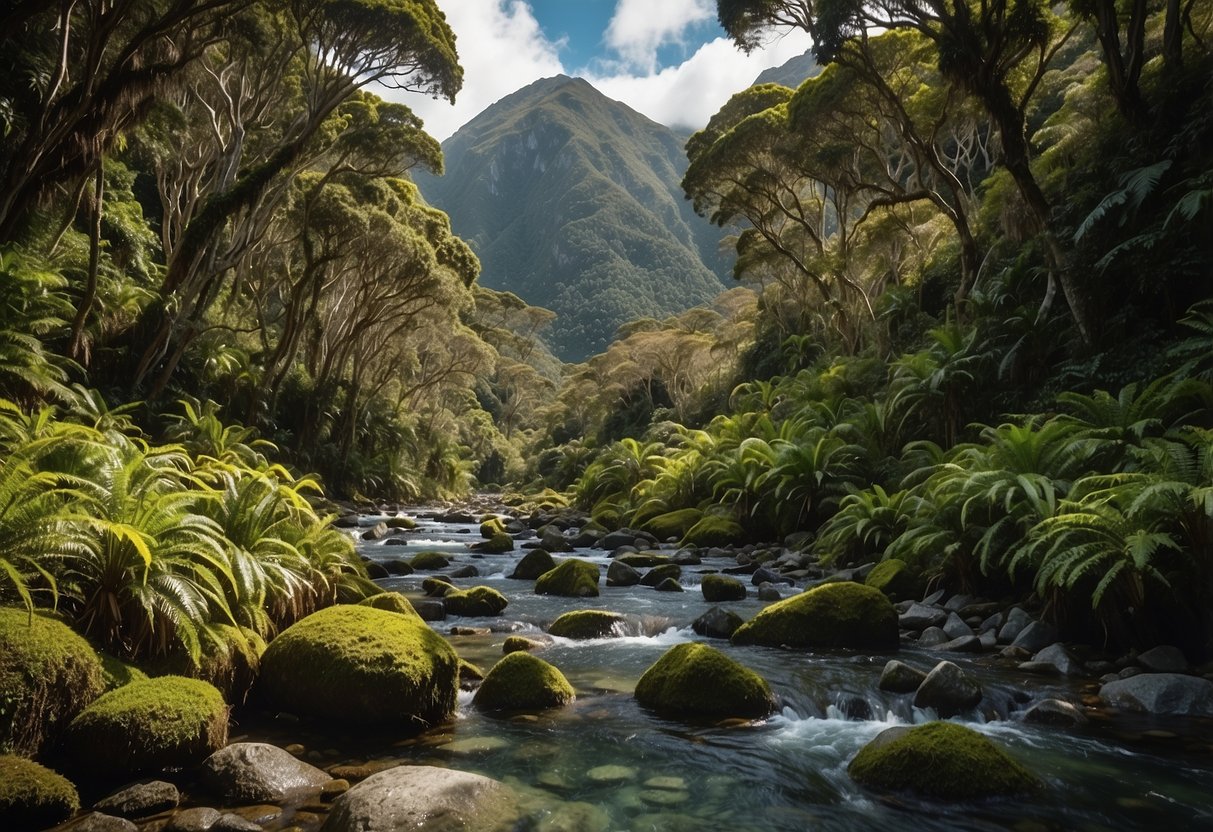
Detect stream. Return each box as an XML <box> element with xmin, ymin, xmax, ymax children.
<box><xmin>235</xmin><ymin>510</ymin><xmax>1213</xmax><ymax>832</ymax></box>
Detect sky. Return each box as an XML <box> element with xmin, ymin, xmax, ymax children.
<box><xmin>393</xmin><ymin>0</ymin><xmax>813</xmax><ymax>141</ymax></box>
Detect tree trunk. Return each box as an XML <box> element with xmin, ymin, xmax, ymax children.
<box><xmin>68</xmin><ymin>163</ymin><xmax>104</xmax><ymax>366</ymax></box>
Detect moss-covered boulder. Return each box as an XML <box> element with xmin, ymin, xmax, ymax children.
<box><xmin>480</xmin><ymin>517</ymin><xmax>506</xmax><ymax>538</ymax></box>
<box><xmin>459</xmin><ymin>659</ymin><xmax>485</xmax><ymax>687</ymax></box>
<box><xmin>548</xmin><ymin>610</ymin><xmax>626</xmax><ymax>640</ymax></box>
<box><xmin>385</xmin><ymin>515</ymin><xmax>417</xmax><ymax>530</ymax></box>
<box><xmin>473</xmin><ymin>652</ymin><xmax>575</xmax><ymax>711</ymax></box>
<box><xmin>534</xmin><ymin>559</ymin><xmax>600</xmax><ymax>598</ymax></box>
<box><xmin>507</xmin><ymin>548</ymin><xmax>556</xmax><ymax>580</ymax></box>
<box><xmin>359</xmin><ymin>591</ymin><xmax>423</xmax><ymax>621</ymax></box>
<box><xmin>864</xmin><ymin>559</ymin><xmax>923</xmax><ymax>602</ymax></box>
<box><xmin>472</xmin><ymin>533</ymin><xmax>515</xmax><ymax>554</ymax></box>
<box><xmin>731</xmin><ymin>581</ymin><xmax>898</xmax><ymax>650</ymax></box>
<box><xmin>443</xmin><ymin>586</ymin><xmax>509</xmax><ymax>617</ymax></box>
<box><xmin>682</xmin><ymin>516</ymin><xmax>743</xmax><ymax>548</ymax></box>
<box><xmin>0</xmin><ymin>755</ymin><xmax>79</xmax><ymax>829</ymax></box>
<box><xmin>640</xmin><ymin>564</ymin><xmax>682</xmax><ymax>587</ymax></box>
<box><xmin>643</xmin><ymin>509</ymin><xmax>703</xmax><ymax>541</ymax></box>
<box><xmin>502</xmin><ymin>635</ymin><xmax>545</xmax><ymax>654</ymax></box>
<box><xmin>616</xmin><ymin>552</ymin><xmax>672</xmax><ymax>568</ymax></box>
<box><xmin>410</xmin><ymin>551</ymin><xmax>451</xmax><ymax>570</ymax></box>
<box><xmin>97</xmin><ymin>651</ymin><xmax>148</xmax><ymax>691</ymax></box>
<box><xmin>0</xmin><ymin>607</ymin><xmax>106</xmax><ymax>755</ymax></box>
<box><xmin>635</xmin><ymin>643</ymin><xmax>775</xmax><ymax>720</ymax></box>
<box><xmin>258</xmin><ymin>605</ymin><xmax>459</xmax><ymax>728</ymax></box>
<box><xmin>847</xmin><ymin>722</ymin><xmax>1040</xmax><ymax>800</ymax></box>
<box><xmin>701</xmin><ymin>574</ymin><xmax>747</xmax><ymax>602</ymax></box>
<box><xmin>62</xmin><ymin>676</ymin><xmax>228</xmax><ymax>779</ymax></box>
<box><xmin>422</xmin><ymin>575</ymin><xmax>455</xmax><ymax>596</ymax></box>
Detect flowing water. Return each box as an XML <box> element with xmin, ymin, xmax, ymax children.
<box><xmin>244</xmin><ymin>511</ymin><xmax>1213</xmax><ymax>831</ymax></box>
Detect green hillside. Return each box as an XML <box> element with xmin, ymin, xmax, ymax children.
<box><xmin>417</xmin><ymin>76</ymin><xmax>730</xmax><ymax>361</ymax></box>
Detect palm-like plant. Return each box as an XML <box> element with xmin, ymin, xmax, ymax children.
<box><xmin>815</xmin><ymin>485</ymin><xmax>925</xmax><ymax>567</ymax></box>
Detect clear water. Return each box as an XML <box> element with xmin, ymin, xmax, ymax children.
<box><xmin>269</xmin><ymin>512</ymin><xmax>1213</xmax><ymax>830</ymax></box>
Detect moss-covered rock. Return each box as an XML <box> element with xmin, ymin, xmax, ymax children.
<box><xmin>472</xmin><ymin>533</ymin><xmax>515</xmax><ymax>554</ymax></box>
<box><xmin>258</xmin><ymin>605</ymin><xmax>459</xmax><ymax>728</ymax></box>
<box><xmin>654</xmin><ymin>578</ymin><xmax>684</xmax><ymax>592</ymax></box>
<box><xmin>443</xmin><ymin>586</ymin><xmax>509</xmax><ymax>617</ymax></box>
<box><xmin>548</xmin><ymin>610</ymin><xmax>626</xmax><ymax>640</ymax></box>
<box><xmin>847</xmin><ymin>722</ymin><xmax>1040</xmax><ymax>800</ymax></box>
<box><xmin>731</xmin><ymin>581</ymin><xmax>898</xmax><ymax>650</ymax></box>
<box><xmin>643</xmin><ymin>509</ymin><xmax>703</xmax><ymax>540</ymax></box>
<box><xmin>534</xmin><ymin>559</ymin><xmax>600</xmax><ymax>598</ymax></box>
<box><xmin>410</xmin><ymin>551</ymin><xmax>451</xmax><ymax>570</ymax></box>
<box><xmin>864</xmin><ymin>559</ymin><xmax>923</xmax><ymax>602</ymax></box>
<box><xmin>507</xmin><ymin>549</ymin><xmax>556</xmax><ymax>580</ymax></box>
<box><xmin>422</xmin><ymin>575</ymin><xmax>455</xmax><ymax>596</ymax></box>
<box><xmin>0</xmin><ymin>607</ymin><xmax>106</xmax><ymax>755</ymax></box>
<box><xmin>502</xmin><ymin>635</ymin><xmax>545</xmax><ymax>654</ymax></box>
<box><xmin>640</xmin><ymin>564</ymin><xmax>682</xmax><ymax>587</ymax></box>
<box><xmin>682</xmin><ymin>516</ymin><xmax>743</xmax><ymax>548</ymax></box>
<box><xmin>0</xmin><ymin>755</ymin><xmax>79</xmax><ymax>830</ymax></box>
<box><xmin>98</xmin><ymin>651</ymin><xmax>148</xmax><ymax>691</ymax></box>
<box><xmin>359</xmin><ymin>591</ymin><xmax>423</xmax><ymax>620</ymax></box>
<box><xmin>616</xmin><ymin>552</ymin><xmax>672</xmax><ymax>568</ymax></box>
<box><xmin>635</xmin><ymin>643</ymin><xmax>775</xmax><ymax>720</ymax></box>
<box><xmin>459</xmin><ymin>659</ymin><xmax>485</xmax><ymax>687</ymax></box>
<box><xmin>701</xmin><ymin>574</ymin><xmax>747</xmax><ymax>602</ymax></box>
<box><xmin>62</xmin><ymin>676</ymin><xmax>228</xmax><ymax>779</ymax></box>
<box><xmin>385</xmin><ymin>515</ymin><xmax>417</xmax><ymax>530</ymax></box>
<box><xmin>473</xmin><ymin>653</ymin><xmax>575</xmax><ymax>712</ymax></box>
<box><xmin>479</xmin><ymin>517</ymin><xmax>506</xmax><ymax>538</ymax></box>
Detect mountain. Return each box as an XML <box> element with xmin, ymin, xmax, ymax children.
<box><xmin>752</xmin><ymin>50</ymin><xmax>823</xmax><ymax>88</ymax></box>
<box><xmin>415</xmin><ymin>75</ymin><xmax>730</xmax><ymax>362</ymax></box>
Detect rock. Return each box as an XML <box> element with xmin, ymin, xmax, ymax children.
<box><xmin>410</xmin><ymin>551</ymin><xmax>451</xmax><ymax>570</ymax></box>
<box><xmin>480</xmin><ymin>517</ymin><xmax>506</xmax><ymax>538</ymax></box>
<box><xmin>878</xmin><ymin>660</ymin><xmax>928</xmax><ymax>693</ymax></box>
<box><xmin>257</xmin><ymin>605</ymin><xmax>459</xmax><ymax>728</ymax></box>
<box><xmin>319</xmin><ymin>766</ymin><xmax>518</xmax><ymax>832</ymax></box>
<box><xmin>71</xmin><ymin>813</ymin><xmax>139</xmax><ymax>832</ymax></box>
<box><xmin>412</xmin><ymin>600</ymin><xmax>446</xmax><ymax>621</ymax></box>
<box><xmin>0</xmin><ymin>608</ymin><xmax>106</xmax><ymax>755</ymax></box>
<box><xmin>321</xmin><ymin>779</ymin><xmax>350</xmax><ymax>800</ymax></box>
<box><xmin>602</xmin><ymin>530</ymin><xmax>642</xmax><ymax>550</ymax></box>
<box><xmin>443</xmin><ymin>586</ymin><xmax>509</xmax><ymax>617</ymax></box>
<box><xmin>692</xmin><ymin>607</ymin><xmax>745</xmax><ymax>639</ymax></box>
<box><xmin>864</xmin><ymin>559</ymin><xmax>923</xmax><ymax>601</ymax></box>
<box><xmin>0</xmin><ymin>754</ymin><xmax>79</xmax><ymax>830</ymax></box>
<box><xmin>615</xmin><ymin>552</ymin><xmax>671</xmax><ymax>568</ymax></box>
<box><xmin>166</xmin><ymin>807</ymin><xmax>223</xmax><ymax>832</ymax></box>
<box><xmin>682</xmin><ymin>516</ymin><xmax>743</xmax><ymax>547</ymax></box>
<box><xmin>502</xmin><ymin>635</ymin><xmax>546</xmax><ymax>654</ymax></box>
<box><xmin>1010</xmin><ymin>620</ymin><xmax>1058</xmax><ymax>653</ymax></box>
<box><xmin>568</xmin><ymin>529</ymin><xmax>602</xmax><ymax>548</ymax></box>
<box><xmin>701</xmin><ymin>574</ymin><xmax>747</xmax><ymax>602</ymax></box>
<box><xmin>1099</xmin><ymin>673</ymin><xmax>1213</xmax><ymax>717</ymax></box>
<box><xmin>643</xmin><ymin>509</ymin><xmax>704</xmax><ymax>540</ymax></box>
<box><xmin>471</xmin><ymin>533</ymin><xmax>514</xmax><ymax>554</ymax></box>
<box><xmin>447</xmin><ymin>564</ymin><xmax>479</xmax><ymax>579</ymax></box>
<box><xmin>635</xmin><ymin>643</ymin><xmax>776</xmax><ymax>720</ymax></box>
<box><xmin>756</xmin><ymin>584</ymin><xmax>782</xmax><ymax>601</ymax></box>
<box><xmin>913</xmin><ymin>661</ymin><xmax>982</xmax><ymax>717</ymax></box>
<box><xmin>473</xmin><ymin>652</ymin><xmax>575</xmax><ymax>711</ymax></box>
<box><xmin>363</xmin><ymin>561</ymin><xmax>390</xmax><ymax>579</ymax></box>
<box><xmin>997</xmin><ymin>607</ymin><xmax>1033</xmax><ymax>643</ymax></box>
<box><xmin>941</xmin><ymin>612</ymin><xmax>974</xmax><ymax>640</ymax></box>
<box><xmin>606</xmin><ymin>559</ymin><xmax>642</xmax><ymax>587</ymax></box>
<box><xmin>898</xmin><ymin>603</ymin><xmax>947</xmax><ymax>631</ymax></box>
<box><xmin>586</xmin><ymin>765</ymin><xmax>636</xmax><ymax>784</ymax></box>
<box><xmin>385</xmin><ymin>515</ymin><xmax>417</xmax><ymax>530</ymax></box>
<box><xmin>63</xmin><ymin>676</ymin><xmax>228</xmax><ymax>780</ymax></box>
<box><xmin>1028</xmin><ymin>643</ymin><xmax>1082</xmax><ymax>676</ymax></box>
<box><xmin>654</xmin><ymin>577</ymin><xmax>684</xmax><ymax>592</ymax></box>
<box><xmin>847</xmin><ymin>722</ymin><xmax>1040</xmax><ymax>800</ymax></box>
<box><xmin>535</xmin><ymin>801</ymin><xmax>610</xmax><ymax>832</ymax></box>
<box><xmin>534</xmin><ymin>559</ymin><xmax>600</xmax><ymax>597</ymax></box>
<box><xmin>361</xmin><ymin>522</ymin><xmax>390</xmax><ymax>541</ymax></box>
<box><xmin>939</xmin><ymin>635</ymin><xmax>983</xmax><ymax>653</ymax></box>
<box><xmin>212</xmin><ymin>814</ymin><xmax>262</xmax><ymax>832</ymax></box>
<box><xmin>918</xmin><ymin>626</ymin><xmax>949</xmax><ymax>647</ymax></box>
<box><xmin>422</xmin><ymin>575</ymin><xmax>454</xmax><ymax>596</ymax></box>
<box><xmin>1022</xmin><ymin>698</ymin><xmax>1087</xmax><ymax>727</ymax></box>
<box><xmin>548</xmin><ymin>610</ymin><xmax>626</xmax><ymax>639</ymax></box>
<box><xmin>1136</xmin><ymin>645</ymin><xmax>1188</xmax><ymax>673</ymax></box>
<box><xmin>358</xmin><ymin>592</ymin><xmax>422</xmax><ymax>621</ymax></box>
<box><xmin>508</xmin><ymin>549</ymin><xmax>557</xmax><ymax>580</ymax></box>
<box><xmin>95</xmin><ymin>780</ymin><xmax>179</xmax><ymax>818</ymax></box>
<box><xmin>539</xmin><ymin>526</ymin><xmax>572</xmax><ymax>553</ymax></box>
<box><xmin>640</xmin><ymin>564</ymin><xmax>683</xmax><ymax>587</ymax></box>
<box><xmin>200</xmin><ymin>743</ymin><xmax>330</xmax><ymax>803</ymax></box>
<box><xmin>751</xmin><ymin>566</ymin><xmax>792</xmax><ymax>586</ymax></box>
<box><xmin>731</xmin><ymin>582</ymin><xmax>899</xmax><ymax>650</ymax></box>
<box><xmin>437</xmin><ymin>511</ymin><xmax>476</xmax><ymax>524</ymax></box>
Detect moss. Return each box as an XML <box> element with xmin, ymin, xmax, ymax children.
<box><xmin>443</xmin><ymin>586</ymin><xmax>509</xmax><ymax>617</ymax></box>
<box><xmin>157</xmin><ymin>625</ymin><xmax>266</xmax><ymax>705</ymax></box>
<box><xmin>0</xmin><ymin>755</ymin><xmax>79</xmax><ymax>830</ymax></box>
<box><xmin>422</xmin><ymin>576</ymin><xmax>454</xmax><ymax>596</ymax></box>
<box><xmin>385</xmin><ymin>515</ymin><xmax>417</xmax><ymax>530</ymax></box>
<box><xmin>359</xmin><ymin>591</ymin><xmax>423</xmax><ymax>621</ymax></box>
<box><xmin>635</xmin><ymin>643</ymin><xmax>775</xmax><ymax>720</ymax></box>
<box><xmin>0</xmin><ymin>607</ymin><xmax>106</xmax><ymax>755</ymax></box>
<box><xmin>682</xmin><ymin>516</ymin><xmax>743</xmax><ymax>548</ymax></box>
<box><xmin>616</xmin><ymin>553</ymin><xmax>672</xmax><ymax>568</ymax></box>
<box><xmin>459</xmin><ymin>659</ymin><xmax>485</xmax><ymax>685</ymax></box>
<box><xmin>62</xmin><ymin>676</ymin><xmax>228</xmax><ymax>780</ymax></box>
<box><xmin>534</xmin><ymin>559</ymin><xmax>600</xmax><ymax>598</ymax></box>
<box><xmin>864</xmin><ymin>559</ymin><xmax>923</xmax><ymax>602</ymax></box>
<box><xmin>701</xmin><ymin>574</ymin><xmax>747</xmax><ymax>602</ymax></box>
<box><xmin>507</xmin><ymin>549</ymin><xmax>556</xmax><ymax>580</ymax></box>
<box><xmin>257</xmin><ymin>605</ymin><xmax>458</xmax><ymax>728</ymax></box>
<box><xmin>472</xmin><ymin>532</ymin><xmax>515</xmax><ymax>554</ymax></box>
<box><xmin>479</xmin><ymin>517</ymin><xmax>506</xmax><ymax>538</ymax></box>
<box><xmin>410</xmin><ymin>551</ymin><xmax>451</xmax><ymax>570</ymax></box>
<box><xmin>548</xmin><ymin>610</ymin><xmax>626</xmax><ymax>639</ymax></box>
<box><xmin>98</xmin><ymin>651</ymin><xmax>148</xmax><ymax>691</ymax></box>
<box><xmin>847</xmin><ymin>722</ymin><xmax>1041</xmax><ymax>800</ymax></box>
<box><xmin>640</xmin><ymin>564</ymin><xmax>682</xmax><ymax>587</ymax></box>
<box><xmin>473</xmin><ymin>652</ymin><xmax>575</xmax><ymax>712</ymax></box>
<box><xmin>731</xmin><ymin>581</ymin><xmax>898</xmax><ymax>650</ymax></box>
<box><xmin>643</xmin><ymin>509</ymin><xmax>703</xmax><ymax>540</ymax></box>
<box><xmin>502</xmin><ymin>636</ymin><xmax>544</xmax><ymax>654</ymax></box>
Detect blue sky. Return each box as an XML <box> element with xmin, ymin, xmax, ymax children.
<box><xmin>400</xmin><ymin>1</ymin><xmax>813</xmax><ymax>141</ymax></box>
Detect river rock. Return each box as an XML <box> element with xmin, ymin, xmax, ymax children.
<box><xmin>863</xmin><ymin>558</ymin><xmax>922</xmax><ymax>601</ymax></box>
<box><xmin>71</xmin><ymin>814</ymin><xmax>139</xmax><ymax>832</ymax></box>
<box><xmin>548</xmin><ymin>610</ymin><xmax>626</xmax><ymax>639</ymax></box>
<box><xmin>752</xmin><ymin>566</ymin><xmax>792</xmax><ymax>586</ymax></box>
<box><xmin>1136</xmin><ymin>645</ymin><xmax>1188</xmax><ymax>673</ymax></box>
<box><xmin>502</xmin><ymin>635</ymin><xmax>546</xmax><ymax>654</ymax></box>
<box><xmin>635</xmin><ymin>643</ymin><xmax>776</xmax><ymax>720</ymax></box>
<box><xmin>693</xmin><ymin>607</ymin><xmax>744</xmax><ymax>639</ymax></box>
<box><xmin>1099</xmin><ymin>673</ymin><xmax>1213</xmax><ymax>717</ymax></box>
<box><xmin>212</xmin><ymin>814</ymin><xmax>262</xmax><ymax>832</ymax></box>
<box><xmin>410</xmin><ymin>551</ymin><xmax>450</xmax><ymax>570</ymax></box>
<box><xmin>363</xmin><ymin>561</ymin><xmax>390</xmax><ymax>579</ymax></box>
<box><xmin>1022</xmin><ymin>698</ymin><xmax>1087</xmax><ymax>726</ymax></box>
<box><xmin>361</xmin><ymin>522</ymin><xmax>390</xmax><ymax>541</ymax></box>
<box><xmin>756</xmin><ymin>583</ymin><xmax>782</xmax><ymax>601</ymax></box>
<box><xmin>411</xmin><ymin>600</ymin><xmax>446</xmax><ymax>621</ymax></box>
<box><xmin>447</xmin><ymin>564</ymin><xmax>479</xmax><ymax>579</ymax></box>
<box><xmin>732</xmin><ymin>582</ymin><xmax>898</xmax><ymax>650</ymax></box>
<box><xmin>606</xmin><ymin>560</ymin><xmax>641</xmax><ymax>587</ymax></box>
<box><xmin>641</xmin><ymin>564</ymin><xmax>682</xmax><ymax>587</ymax></box>
<box><xmin>1010</xmin><ymin>620</ymin><xmax>1058</xmax><ymax>653</ymax></box>
<box><xmin>918</xmin><ymin>626</ymin><xmax>948</xmax><ymax>647</ymax></box>
<box><xmin>383</xmin><ymin>559</ymin><xmax>413</xmax><ymax>575</ymax></box>
<box><xmin>913</xmin><ymin>661</ymin><xmax>982</xmax><ymax>716</ymax></box>
<box><xmin>166</xmin><ymin>807</ymin><xmax>222</xmax><ymax>832</ymax></box>
<box><xmin>539</xmin><ymin>526</ymin><xmax>572</xmax><ymax>553</ymax></box>
<box><xmin>942</xmin><ymin>612</ymin><xmax>974</xmax><ymax>640</ymax></box>
<box><xmin>878</xmin><ymin>660</ymin><xmax>928</xmax><ymax>693</ymax></box>
<box><xmin>535</xmin><ymin>801</ymin><xmax>610</xmax><ymax>832</ymax></box>
<box><xmin>508</xmin><ymin>548</ymin><xmax>556</xmax><ymax>580</ymax></box>
<box><xmin>654</xmin><ymin>577</ymin><xmax>683</xmax><ymax>592</ymax></box>
<box><xmin>997</xmin><ymin>607</ymin><xmax>1033</xmax><ymax>643</ymax></box>
<box><xmin>701</xmin><ymin>574</ymin><xmax>746</xmax><ymax>602</ymax></box>
<box><xmin>443</xmin><ymin>586</ymin><xmax>509</xmax><ymax>617</ymax></box>
<box><xmin>200</xmin><ymin>743</ymin><xmax>330</xmax><ymax>803</ymax></box>
<box><xmin>899</xmin><ymin>603</ymin><xmax>947</xmax><ymax>631</ymax></box>
<box><xmin>319</xmin><ymin>766</ymin><xmax>518</xmax><ymax>832</ymax></box>
<box><xmin>473</xmin><ymin>652</ymin><xmax>575</xmax><ymax>711</ymax></box>
<box><xmin>939</xmin><ymin>635</ymin><xmax>983</xmax><ymax>653</ymax></box>
<box><xmin>602</xmin><ymin>530</ymin><xmax>642</xmax><ymax>550</ymax></box>
<box><xmin>1025</xmin><ymin>643</ymin><xmax>1082</xmax><ymax>676</ymax></box>
<box><xmin>95</xmin><ymin>780</ymin><xmax>179</xmax><ymax>818</ymax></box>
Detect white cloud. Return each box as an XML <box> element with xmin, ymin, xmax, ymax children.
<box><xmin>603</xmin><ymin>0</ymin><xmax>715</xmax><ymax>74</ymax></box>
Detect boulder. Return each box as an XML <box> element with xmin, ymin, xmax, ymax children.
<box><xmin>71</xmin><ymin>813</ymin><xmax>139</xmax><ymax>832</ymax></box>
<box><xmin>701</xmin><ymin>574</ymin><xmax>747</xmax><ymax>602</ymax></box>
<box><xmin>443</xmin><ymin>586</ymin><xmax>509</xmax><ymax>617</ymax></box>
<box><xmin>898</xmin><ymin>603</ymin><xmax>947</xmax><ymax>631</ymax></box>
<box><xmin>634</xmin><ymin>643</ymin><xmax>776</xmax><ymax>720</ymax></box>
<box><xmin>502</xmin><ymin>636</ymin><xmax>546</xmax><ymax>654</ymax></box>
<box><xmin>63</xmin><ymin>676</ymin><xmax>228</xmax><ymax>780</ymax></box>
<box><xmin>447</xmin><ymin>565</ymin><xmax>479</xmax><ymax>579</ymax></box>
<box><xmin>847</xmin><ymin>722</ymin><xmax>1039</xmax><ymax>800</ymax></box>
<box><xmin>358</xmin><ymin>592</ymin><xmax>422</xmax><ymax>621</ymax></box>
<box><xmin>682</xmin><ymin>516</ymin><xmax>743</xmax><ymax>548</ymax></box>
<box><xmin>731</xmin><ymin>582</ymin><xmax>898</xmax><ymax>650</ymax></box>
<box><xmin>471</xmin><ymin>533</ymin><xmax>514</xmax><ymax>554</ymax></box>
<box><xmin>200</xmin><ymin>743</ymin><xmax>330</xmax><ymax>803</ymax></box>
<box><xmin>1136</xmin><ymin>645</ymin><xmax>1188</xmax><ymax>673</ymax></box>
<box><xmin>94</xmin><ymin>780</ymin><xmax>179</xmax><ymax>818</ymax></box>
<box><xmin>643</xmin><ymin>509</ymin><xmax>703</xmax><ymax>541</ymax></box>
<box><xmin>863</xmin><ymin>559</ymin><xmax>922</xmax><ymax>601</ymax></box>
<box><xmin>548</xmin><ymin>610</ymin><xmax>626</xmax><ymax>640</ymax></box>
<box><xmin>692</xmin><ymin>607</ymin><xmax>744</xmax><ymax>640</ymax></box>
<box><xmin>878</xmin><ymin>660</ymin><xmax>928</xmax><ymax>694</ymax></box>
<box><xmin>539</xmin><ymin>526</ymin><xmax>572</xmax><ymax>553</ymax></box>
<box><xmin>0</xmin><ymin>607</ymin><xmax>106</xmax><ymax>755</ymax></box>
<box><xmin>410</xmin><ymin>551</ymin><xmax>451</xmax><ymax>570</ymax></box>
<box><xmin>385</xmin><ymin>515</ymin><xmax>417</xmax><ymax>530</ymax></box>
<box><xmin>534</xmin><ymin>559</ymin><xmax>600</xmax><ymax>598</ymax></box>
<box><xmin>480</xmin><ymin>517</ymin><xmax>506</xmax><ymax>538</ymax></box>
<box><xmin>165</xmin><ymin>807</ymin><xmax>222</xmax><ymax>832</ymax></box>
<box><xmin>1022</xmin><ymin>698</ymin><xmax>1087</xmax><ymax>727</ymax></box>
<box><xmin>411</xmin><ymin>600</ymin><xmax>446</xmax><ymax>621</ymax></box>
<box><xmin>473</xmin><ymin>653</ymin><xmax>575</xmax><ymax>711</ymax></box>
<box><xmin>1099</xmin><ymin>673</ymin><xmax>1213</xmax><ymax>717</ymax></box>
<box><xmin>615</xmin><ymin>552</ymin><xmax>671</xmax><ymax>568</ymax></box>
<box><xmin>361</xmin><ymin>522</ymin><xmax>390</xmax><ymax>541</ymax></box>
<box><xmin>939</xmin><ymin>635</ymin><xmax>983</xmax><ymax>653</ymax></box>
<box><xmin>508</xmin><ymin>549</ymin><xmax>556</xmax><ymax>580</ymax></box>
<box><xmin>997</xmin><ymin>607</ymin><xmax>1033</xmax><ymax>643</ymax></box>
<box><xmin>319</xmin><ymin>766</ymin><xmax>518</xmax><ymax>832</ymax></box>
<box><xmin>97</xmin><ymin>652</ymin><xmax>148</xmax><ymax>692</ymax></box>
<box><xmin>918</xmin><ymin>626</ymin><xmax>949</xmax><ymax>647</ymax></box>
<box><xmin>383</xmin><ymin>559</ymin><xmax>414</xmax><ymax>575</ymax></box>
<box><xmin>756</xmin><ymin>584</ymin><xmax>782</xmax><ymax>601</ymax></box>
<box><xmin>606</xmin><ymin>560</ymin><xmax>642</xmax><ymax>587</ymax></box>
<box><xmin>913</xmin><ymin>661</ymin><xmax>982</xmax><ymax>717</ymax></box>
<box><xmin>640</xmin><ymin>564</ymin><xmax>682</xmax><ymax>587</ymax></box>
<box><xmin>751</xmin><ymin>566</ymin><xmax>791</xmax><ymax>586</ymax></box>
<box><xmin>602</xmin><ymin>530</ymin><xmax>641</xmax><ymax>550</ymax></box>
<box><xmin>1010</xmin><ymin>621</ymin><xmax>1058</xmax><ymax>653</ymax></box>
<box><xmin>422</xmin><ymin>575</ymin><xmax>454</xmax><ymax>596</ymax></box>
<box><xmin>0</xmin><ymin>755</ymin><xmax>79</xmax><ymax>830</ymax></box>
<box><xmin>654</xmin><ymin>578</ymin><xmax>684</xmax><ymax>592</ymax></box>
<box><xmin>941</xmin><ymin>612</ymin><xmax>974</xmax><ymax>640</ymax></box>
<box><xmin>1026</xmin><ymin>643</ymin><xmax>1082</xmax><ymax>676</ymax></box>
<box><xmin>257</xmin><ymin>605</ymin><xmax>459</xmax><ymax>728</ymax></box>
